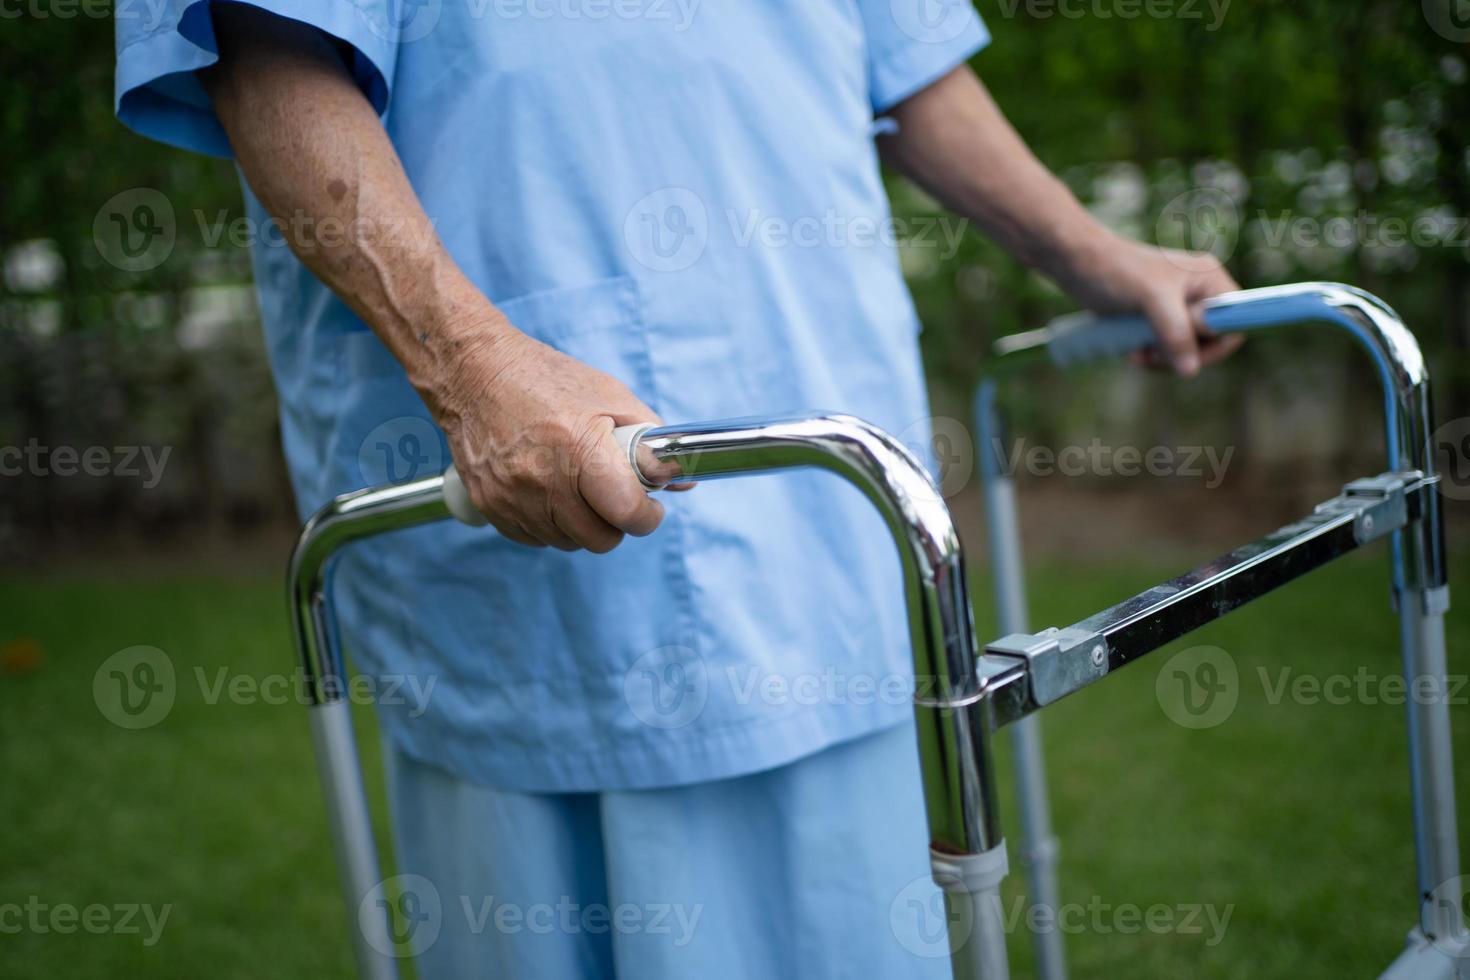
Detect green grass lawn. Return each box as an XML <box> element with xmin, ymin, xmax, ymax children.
<box><xmin>1</xmin><ymin>549</ymin><xmax>1466</xmax><ymax>978</ymax></box>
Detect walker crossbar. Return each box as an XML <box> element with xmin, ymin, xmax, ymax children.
<box><xmin>969</xmin><ymin>281</ymin><xmax>1466</xmax><ymax>980</ymax></box>
<box><xmin>983</xmin><ymin>470</ymin><xmax>1436</xmax><ymax>722</ymax></box>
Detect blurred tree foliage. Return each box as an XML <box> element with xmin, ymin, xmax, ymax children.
<box><xmin>1</xmin><ymin>1</ymin><xmax>1467</xmax><ymax>554</ymax></box>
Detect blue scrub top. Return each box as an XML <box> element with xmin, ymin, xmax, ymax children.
<box><xmin>116</xmin><ymin>0</ymin><xmax>990</xmax><ymax>793</ymax></box>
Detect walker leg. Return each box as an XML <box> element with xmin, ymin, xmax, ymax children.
<box><xmin>1395</xmin><ymin>581</ymin><xmax>1466</xmax><ymax>948</ymax></box>
<box><xmin>934</xmin><ymin>844</ymin><xmax>1014</xmax><ymax>980</ymax></box>
<box><xmin>975</xmin><ymin>382</ymin><xmax>1067</xmax><ymax>980</ymax></box>
<box><xmin>309</xmin><ymin>700</ymin><xmax>402</xmax><ymax>980</ymax></box>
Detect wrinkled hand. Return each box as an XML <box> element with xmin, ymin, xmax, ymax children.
<box><xmin>1062</xmin><ymin>234</ymin><xmax>1244</xmax><ymax>376</ymax></box>
<box><xmin>421</xmin><ymin>320</ymin><xmax>674</xmax><ymax>553</ymax></box>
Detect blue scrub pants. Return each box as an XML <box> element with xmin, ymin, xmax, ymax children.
<box><xmin>383</xmin><ymin>722</ymin><xmax>956</xmax><ymax>979</ymax></box>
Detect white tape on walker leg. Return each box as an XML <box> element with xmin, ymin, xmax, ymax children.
<box><xmin>931</xmin><ymin>841</ymin><xmax>1010</xmax><ymax>895</ymax></box>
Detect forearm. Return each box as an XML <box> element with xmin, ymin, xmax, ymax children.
<box><xmin>199</xmin><ymin>6</ymin><xmax>504</xmax><ymax>407</ymax></box>
<box><xmin>879</xmin><ymin>66</ymin><xmax>1112</xmax><ymax>294</ymax></box>
<box><xmin>196</xmin><ymin>7</ymin><xmax>666</xmax><ymax>549</ymax></box>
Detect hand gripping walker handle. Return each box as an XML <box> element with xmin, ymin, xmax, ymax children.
<box><xmin>440</xmin><ymin>422</ymin><xmax>665</xmax><ymax>527</ymax></box>
<box><xmin>1044</xmin><ymin>289</ymin><xmax>1288</xmax><ymax>367</ymax></box>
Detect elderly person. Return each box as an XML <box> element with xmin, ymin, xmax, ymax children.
<box><xmin>115</xmin><ymin>2</ymin><xmax>1237</xmax><ymax>976</ymax></box>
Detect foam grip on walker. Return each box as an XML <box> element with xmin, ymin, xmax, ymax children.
<box><xmin>442</xmin><ymin>464</ymin><xmax>489</xmax><ymax>527</ymax></box>
<box><xmin>613</xmin><ymin>422</ymin><xmax>664</xmax><ymax>491</ymax></box>
<box><xmin>1046</xmin><ymin>311</ymin><xmax>1158</xmax><ymax>368</ymax></box>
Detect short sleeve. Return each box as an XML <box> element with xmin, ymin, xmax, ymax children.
<box><xmin>856</xmin><ymin>0</ymin><xmax>991</xmax><ymax>114</ymax></box>
<box><xmin>114</xmin><ymin>0</ymin><xmax>400</xmax><ymax>158</ymax></box>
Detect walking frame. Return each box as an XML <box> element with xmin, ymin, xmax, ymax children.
<box><xmin>287</xmin><ymin>282</ymin><xmax>1466</xmax><ymax>979</ymax></box>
